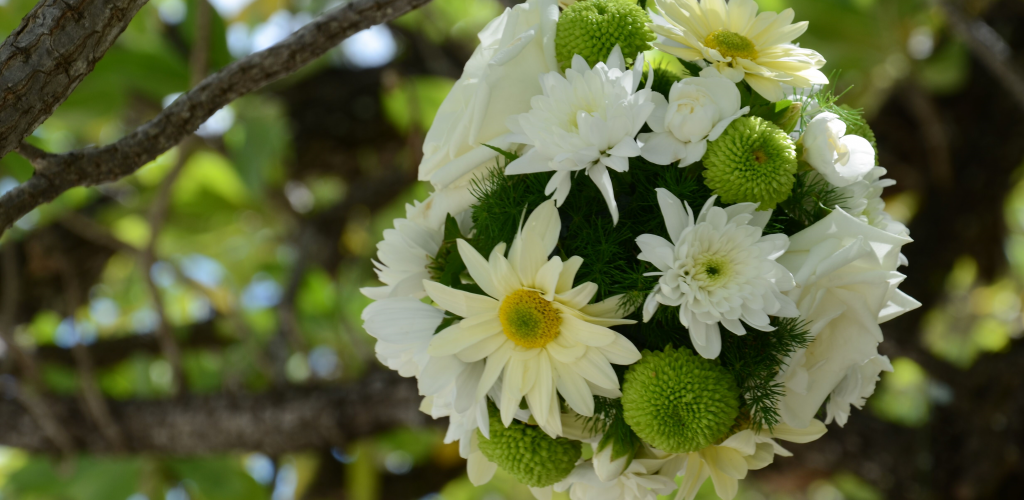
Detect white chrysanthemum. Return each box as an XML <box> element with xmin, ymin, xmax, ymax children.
<box><xmin>825</xmin><ymin>354</ymin><xmax>892</xmax><ymax>427</ymax></box>
<box><xmin>360</xmin><ymin>205</ymin><xmax>443</xmax><ymax>301</ymax></box>
<box><xmin>775</xmin><ymin>208</ymin><xmax>920</xmax><ymax>429</ymax></box>
<box><xmin>675</xmin><ymin>422</ymin><xmax>827</xmax><ymax>500</ymax></box>
<box><xmin>422</xmin><ymin>200</ymin><xmax>642</xmax><ymax>436</ymax></box>
<box><xmin>505</xmin><ymin>47</ymin><xmax>655</xmax><ymax>224</ymax></box>
<box><xmin>361</xmin><ymin>297</ymin><xmax>444</xmax><ymax>377</ymax></box>
<box><xmin>636</xmin><ymin>189</ymin><xmax>799</xmax><ymax>359</ymax></box>
<box><xmin>419</xmin><ymin>0</ymin><xmax>560</xmax><ymax>191</ymax></box>
<box><xmin>651</xmin><ymin>0</ymin><xmax>828</xmax><ymax>101</ymax></box>
<box><xmin>800</xmin><ymin>112</ymin><xmax>875</xmax><ymax>187</ymax></box>
<box><xmin>639</xmin><ymin>67</ymin><xmax>748</xmax><ymax>166</ymax></box>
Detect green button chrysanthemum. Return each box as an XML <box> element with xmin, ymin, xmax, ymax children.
<box><xmin>477</xmin><ymin>404</ymin><xmax>582</xmax><ymax>487</ymax></box>
<box><xmin>702</xmin><ymin>116</ymin><xmax>798</xmax><ymax>210</ymax></box>
<box><xmin>555</xmin><ymin>0</ymin><xmax>656</xmax><ymax>71</ymax></box>
<box><xmin>621</xmin><ymin>346</ymin><xmax>740</xmax><ymax>454</ymax></box>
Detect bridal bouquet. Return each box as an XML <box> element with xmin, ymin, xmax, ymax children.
<box><xmin>361</xmin><ymin>0</ymin><xmax>919</xmax><ymax>498</ymax></box>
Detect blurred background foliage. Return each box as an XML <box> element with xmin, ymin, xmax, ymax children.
<box><xmin>1</xmin><ymin>0</ymin><xmax>1023</xmax><ymax>498</ymax></box>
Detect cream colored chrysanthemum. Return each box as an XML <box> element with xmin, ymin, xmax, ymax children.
<box><xmin>423</xmin><ymin>200</ymin><xmax>642</xmax><ymax>437</ymax></box>
<box><xmin>651</xmin><ymin>0</ymin><xmax>828</xmax><ymax>101</ymax></box>
<box><xmin>675</xmin><ymin>421</ymin><xmax>827</xmax><ymax>500</ymax></box>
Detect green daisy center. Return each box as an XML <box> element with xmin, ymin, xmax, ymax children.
<box><xmin>622</xmin><ymin>346</ymin><xmax>741</xmax><ymax>453</ymax></box>
<box><xmin>702</xmin><ymin>116</ymin><xmax>798</xmax><ymax>209</ymax></box>
<box><xmin>499</xmin><ymin>289</ymin><xmax>561</xmax><ymax>348</ymax></box>
<box><xmin>703</xmin><ymin>29</ymin><xmax>758</xmax><ymax>60</ymax></box>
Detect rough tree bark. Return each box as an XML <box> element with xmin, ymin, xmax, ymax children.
<box><xmin>0</xmin><ymin>0</ymin><xmax>432</xmax><ymax>233</ymax></box>
<box><xmin>0</xmin><ymin>370</ymin><xmax>430</xmax><ymax>454</ymax></box>
<box><xmin>0</xmin><ymin>0</ymin><xmax>150</xmax><ymax>160</ymax></box>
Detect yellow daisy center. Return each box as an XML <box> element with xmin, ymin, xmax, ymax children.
<box><xmin>703</xmin><ymin>29</ymin><xmax>758</xmax><ymax>60</ymax></box>
<box><xmin>499</xmin><ymin>289</ymin><xmax>561</xmax><ymax>348</ymax></box>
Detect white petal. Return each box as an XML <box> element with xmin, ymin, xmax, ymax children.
<box><xmin>423</xmin><ymin>280</ymin><xmax>499</xmax><ymax>318</ymax></box>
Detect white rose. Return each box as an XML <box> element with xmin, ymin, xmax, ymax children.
<box><xmin>774</xmin><ymin>208</ymin><xmax>920</xmax><ymax>429</ymax></box>
<box><xmin>418</xmin><ymin>0</ymin><xmax>559</xmax><ymax>191</ymax></box>
<box><xmin>800</xmin><ymin>112</ymin><xmax>875</xmax><ymax>187</ymax></box>
<box><xmin>825</xmin><ymin>354</ymin><xmax>893</xmax><ymax>427</ymax></box>
<box><xmin>639</xmin><ymin>68</ymin><xmax>748</xmax><ymax>166</ymax></box>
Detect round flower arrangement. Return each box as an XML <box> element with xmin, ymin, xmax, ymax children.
<box><xmin>362</xmin><ymin>0</ymin><xmax>920</xmax><ymax>498</ymax></box>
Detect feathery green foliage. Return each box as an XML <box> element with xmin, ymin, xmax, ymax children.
<box><xmin>719</xmin><ymin>317</ymin><xmax>812</xmax><ymax>431</ymax></box>
<box><xmin>470</xmin><ymin>147</ymin><xmax>819</xmax><ymax>430</ymax></box>
<box><xmin>777</xmin><ymin>170</ymin><xmax>849</xmax><ymax>231</ymax></box>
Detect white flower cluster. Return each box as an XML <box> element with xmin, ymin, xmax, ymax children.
<box><xmin>359</xmin><ymin>0</ymin><xmax>920</xmax><ymax>498</ymax></box>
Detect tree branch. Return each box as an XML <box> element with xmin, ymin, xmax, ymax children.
<box><xmin>0</xmin><ymin>0</ymin><xmax>150</xmax><ymax>160</ymax></box>
<box><xmin>936</xmin><ymin>0</ymin><xmax>1024</xmax><ymax>112</ymax></box>
<box><xmin>0</xmin><ymin>0</ymin><xmax>432</xmax><ymax>233</ymax></box>
<box><xmin>0</xmin><ymin>370</ymin><xmax>431</xmax><ymax>455</ymax></box>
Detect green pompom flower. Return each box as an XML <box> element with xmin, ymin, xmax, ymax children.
<box><xmin>555</xmin><ymin>0</ymin><xmax>656</xmax><ymax>70</ymax></box>
<box><xmin>622</xmin><ymin>346</ymin><xmax>740</xmax><ymax>454</ymax></box>
<box><xmin>702</xmin><ymin>116</ymin><xmax>798</xmax><ymax>210</ymax></box>
<box><xmin>477</xmin><ymin>405</ymin><xmax>582</xmax><ymax>487</ymax></box>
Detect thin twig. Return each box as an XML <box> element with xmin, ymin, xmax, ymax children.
<box><xmin>58</xmin><ymin>255</ymin><xmax>127</xmax><ymax>451</ymax></box>
<box><xmin>58</xmin><ymin>211</ymin><xmax>138</xmax><ymax>255</ymax></box>
<box><xmin>0</xmin><ymin>245</ymin><xmax>39</xmax><ymax>384</ymax></box>
<box><xmin>168</xmin><ymin>263</ymin><xmax>276</xmax><ymax>383</ymax></box>
<box><xmin>190</xmin><ymin>0</ymin><xmax>211</xmax><ymax>88</ymax></box>
<box><xmin>140</xmin><ymin>143</ymin><xmax>194</xmax><ymax>396</ymax></box>
<box><xmin>0</xmin><ymin>244</ymin><xmax>75</xmax><ymax>455</ymax></box>
<box><xmin>14</xmin><ymin>386</ymin><xmax>76</xmax><ymax>455</ymax></box>
<box><xmin>14</xmin><ymin>142</ymin><xmax>53</xmax><ymax>170</ymax></box>
<box><xmin>936</xmin><ymin>0</ymin><xmax>1024</xmax><ymax>111</ymax></box>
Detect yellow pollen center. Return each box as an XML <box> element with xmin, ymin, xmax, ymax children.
<box><xmin>498</xmin><ymin>289</ymin><xmax>561</xmax><ymax>349</ymax></box>
<box><xmin>753</xmin><ymin>149</ymin><xmax>768</xmax><ymax>164</ymax></box>
<box><xmin>703</xmin><ymin>29</ymin><xmax>758</xmax><ymax>60</ymax></box>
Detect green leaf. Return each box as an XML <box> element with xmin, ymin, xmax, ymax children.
<box><xmin>167</xmin><ymin>457</ymin><xmax>270</xmax><ymax>500</ymax></box>
<box><xmin>443</xmin><ymin>213</ymin><xmax>463</xmax><ymax>241</ymax></box>
<box><xmin>676</xmin><ymin>58</ymin><xmax>703</xmax><ymax>78</ymax></box>
<box><xmin>483</xmin><ymin>144</ymin><xmax>519</xmax><ymax>164</ymax></box>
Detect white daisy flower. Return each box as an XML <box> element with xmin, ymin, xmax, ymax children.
<box><xmin>422</xmin><ymin>199</ymin><xmax>642</xmax><ymax>436</ymax></box>
<box><xmin>800</xmin><ymin>112</ymin><xmax>875</xmax><ymax>187</ymax></box>
<box><xmin>504</xmin><ymin>46</ymin><xmax>656</xmax><ymax>224</ymax></box>
<box><xmin>360</xmin><ymin>297</ymin><xmax>444</xmax><ymax>377</ymax></box>
<box><xmin>675</xmin><ymin>421</ymin><xmax>827</xmax><ymax>500</ymax></box>
<box><xmin>360</xmin><ymin>205</ymin><xmax>443</xmax><ymax>301</ymax></box>
<box><xmin>636</xmin><ymin>189</ymin><xmax>799</xmax><ymax>359</ymax></box>
<box><xmin>639</xmin><ymin>67</ymin><xmax>749</xmax><ymax>166</ymax></box>
<box><xmin>651</xmin><ymin>0</ymin><xmax>828</xmax><ymax>102</ymax></box>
